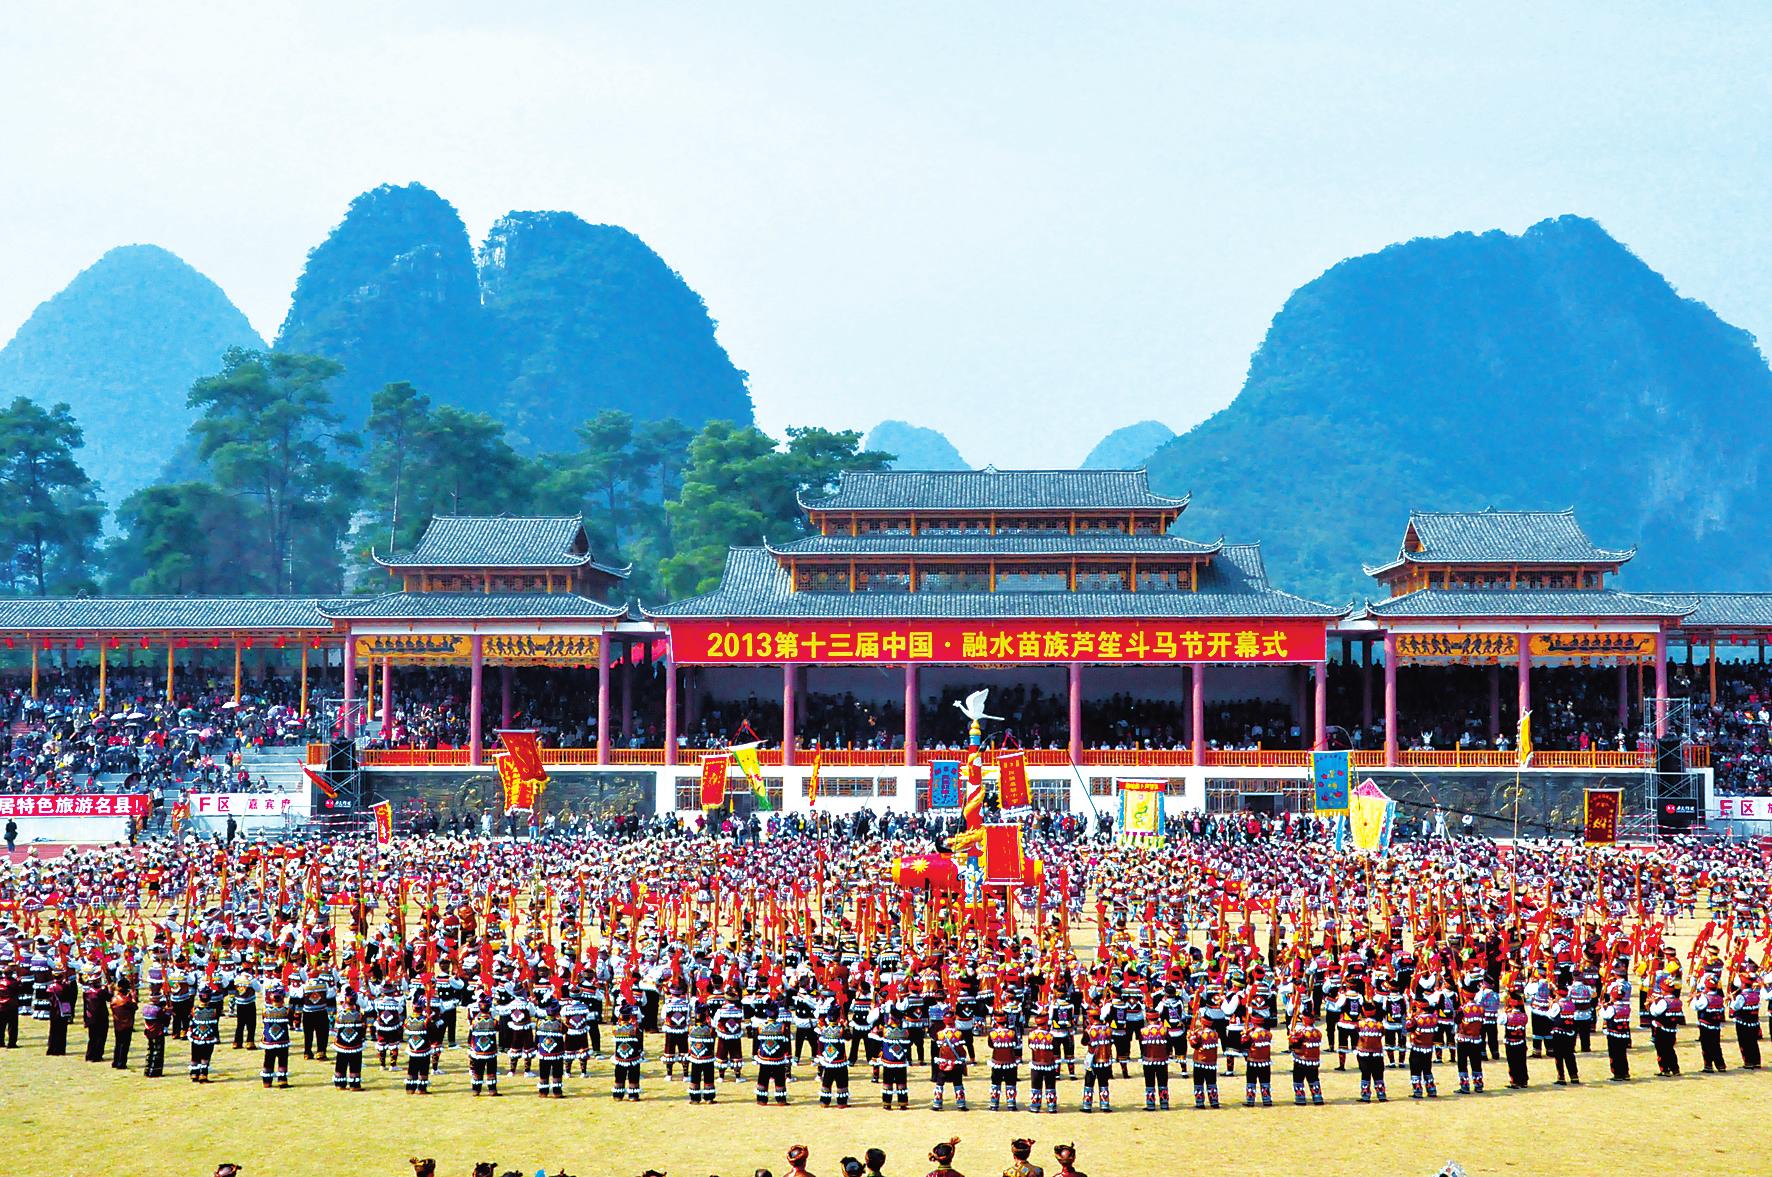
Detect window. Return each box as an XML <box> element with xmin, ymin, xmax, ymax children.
<box><xmin>798</xmin><ymin>566</ymin><xmax>850</xmax><ymax>592</ymax></box>
<box><xmin>918</xmin><ymin>564</ymin><xmax>990</xmax><ymax>592</ymax></box>
<box><xmin>997</xmin><ymin>517</ymin><xmax>1068</xmax><ymax>534</ymax></box>
<box><xmin>1137</xmin><ymin>566</ymin><xmax>1183</xmax><ymax>591</ymax></box>
<box><xmin>1030</xmin><ymin>777</ymin><xmax>1070</xmax><ymax>811</ymax></box>
<box><xmin>920</xmin><ymin>517</ymin><xmax>991</xmax><ymax>535</ymax></box>
<box><xmin>1075</xmin><ymin>566</ymin><xmax>1128</xmax><ymax>592</ymax></box>
<box><xmin>1075</xmin><ymin>518</ymin><xmax>1130</xmax><ymax>534</ymax></box>
<box><xmin>877</xmin><ymin>776</ymin><xmax>897</xmax><ymax>797</ymax></box>
<box><xmin>804</xmin><ymin>776</ymin><xmax>875</xmax><ymax>798</ymax></box>
<box><xmin>997</xmin><ymin>565</ymin><xmax>1068</xmax><ymax>592</ymax></box>
<box><xmin>856</xmin><ymin>564</ymin><xmax>911</xmax><ymax>593</ymax></box>
<box><xmin>858</xmin><ymin>517</ymin><xmax>912</xmax><ymax>536</ymax></box>
<box><xmin>674</xmin><ymin>777</ymin><xmax>701</xmax><ymax>811</ymax></box>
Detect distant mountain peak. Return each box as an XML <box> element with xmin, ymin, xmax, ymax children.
<box><xmin>1145</xmin><ymin>216</ymin><xmax>1772</xmax><ymax>601</ymax></box>
<box><xmin>0</xmin><ymin>244</ymin><xmax>263</xmax><ymax>507</ymax></box>
<box><xmin>864</xmin><ymin>421</ymin><xmax>969</xmax><ymax>470</ymax></box>
<box><xmin>1082</xmin><ymin>420</ymin><xmax>1174</xmax><ymax>470</ymax></box>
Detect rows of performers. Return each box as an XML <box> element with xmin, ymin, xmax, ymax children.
<box><xmin>3</xmin><ymin>916</ymin><xmax>1764</xmax><ymax>1111</ymax></box>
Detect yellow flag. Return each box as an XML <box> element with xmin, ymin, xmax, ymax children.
<box><xmin>730</xmin><ymin>742</ymin><xmax>770</xmax><ymax>811</ymax></box>
<box><xmin>1518</xmin><ymin>710</ymin><xmax>1533</xmax><ymax>767</ymax></box>
<box><xmin>807</xmin><ymin>750</ymin><xmax>823</xmax><ymax>808</ymax></box>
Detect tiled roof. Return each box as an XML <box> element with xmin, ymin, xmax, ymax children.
<box><xmin>1362</xmin><ymin>588</ymin><xmax>1688</xmax><ymax>620</ymax></box>
<box><xmin>375</xmin><ymin>515</ymin><xmax>630</xmax><ymax>576</ymax></box>
<box><xmin>643</xmin><ymin>545</ymin><xmax>1340</xmax><ymax>620</ymax></box>
<box><xmin>800</xmin><ymin>468</ymin><xmax>1189</xmax><ymax>513</ymax></box>
<box><xmin>766</xmin><ymin>534</ymin><xmax>1220</xmax><ymax>558</ymax></box>
<box><xmin>0</xmin><ymin>598</ymin><xmax>336</xmax><ymax>632</ymax></box>
<box><xmin>1367</xmin><ymin>508</ymin><xmax>1634</xmax><ymax>575</ymax></box>
<box><xmin>319</xmin><ymin>593</ymin><xmax>625</xmax><ymax>621</ymax></box>
<box><xmin>1649</xmin><ymin>593</ymin><xmax>1772</xmax><ymax>630</ymax></box>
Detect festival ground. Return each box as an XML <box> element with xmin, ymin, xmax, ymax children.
<box><xmin>2</xmin><ymin>1003</ymin><xmax>1764</xmax><ymax>1177</ymax></box>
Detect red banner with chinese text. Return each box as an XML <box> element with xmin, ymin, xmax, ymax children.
<box><xmin>0</xmin><ymin>794</ymin><xmax>149</xmax><ymax>818</ymax></box>
<box><xmin>1583</xmin><ymin>788</ymin><xmax>1621</xmax><ymax>846</ymax></box>
<box><xmin>700</xmin><ymin>755</ymin><xmax>730</xmax><ymax>809</ymax></box>
<box><xmin>668</xmin><ymin>619</ymin><xmax>1325</xmax><ymax>665</ymax></box>
<box><xmin>996</xmin><ymin>753</ymin><xmax>1031</xmax><ymax>810</ymax></box>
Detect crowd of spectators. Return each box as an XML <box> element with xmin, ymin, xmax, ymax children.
<box><xmin>1</xmin><ymin>668</ymin><xmax>317</xmax><ymax>796</ymax></box>
<box><xmin>1691</xmin><ymin>663</ymin><xmax>1772</xmax><ymax>796</ymax></box>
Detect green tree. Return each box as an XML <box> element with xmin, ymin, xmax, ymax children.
<box><xmin>108</xmin><ymin>481</ymin><xmax>252</xmax><ymax>595</ymax></box>
<box><xmin>188</xmin><ymin>348</ymin><xmax>360</xmax><ymax>593</ymax></box>
<box><xmin>0</xmin><ymin>397</ymin><xmax>104</xmax><ymax>595</ymax></box>
<box><xmin>364</xmin><ymin>381</ymin><xmax>430</xmax><ymax>554</ymax></box>
<box><xmin>659</xmin><ymin>422</ymin><xmax>892</xmax><ymax>597</ymax></box>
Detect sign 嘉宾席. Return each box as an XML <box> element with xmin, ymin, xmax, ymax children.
<box><xmin>667</xmin><ymin>619</ymin><xmax>1326</xmax><ymax>665</ymax></box>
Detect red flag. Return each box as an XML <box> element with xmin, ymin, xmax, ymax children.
<box><xmin>996</xmin><ymin>753</ymin><xmax>1031</xmax><ymax>810</ymax></box>
<box><xmin>301</xmin><ymin>764</ymin><xmax>338</xmax><ymax>801</ymax></box>
<box><xmin>700</xmin><ymin>755</ymin><xmax>730</xmax><ymax>810</ymax></box>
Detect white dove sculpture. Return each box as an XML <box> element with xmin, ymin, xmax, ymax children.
<box><xmin>953</xmin><ymin>688</ymin><xmax>1004</xmax><ymax>725</ymax></box>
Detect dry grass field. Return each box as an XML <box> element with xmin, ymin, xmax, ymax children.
<box><xmin>1</xmin><ymin>1014</ymin><xmax>1765</xmax><ymax>1177</ymax></box>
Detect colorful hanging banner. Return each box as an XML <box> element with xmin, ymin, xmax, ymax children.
<box><xmin>1583</xmin><ymin>788</ymin><xmax>1622</xmax><ymax>845</ymax></box>
<box><xmin>730</xmin><ymin>742</ymin><xmax>770</xmax><ymax>811</ymax></box>
<box><xmin>983</xmin><ymin>824</ymin><xmax>1025</xmax><ymax>885</ymax></box>
<box><xmin>806</xmin><ymin>750</ymin><xmax>823</xmax><ymax>808</ymax></box>
<box><xmin>1117</xmin><ymin>779</ymin><xmax>1166</xmax><ymax>839</ymax></box>
<box><xmin>700</xmin><ymin>754</ymin><xmax>730</xmax><ymax>809</ymax></box>
<box><xmin>352</xmin><ymin>633</ymin><xmax>604</xmax><ymax>665</ymax></box>
<box><xmin>996</xmin><ymin>752</ymin><xmax>1031</xmax><ymax>810</ymax></box>
<box><xmin>372</xmin><ymin>800</ymin><xmax>393</xmax><ymax>845</ymax></box>
<box><xmin>1311</xmin><ymin>750</ymin><xmax>1350</xmax><ymax>814</ymax></box>
<box><xmin>1347</xmin><ymin>779</ymin><xmax>1394</xmax><ymax>852</ymax></box>
<box><xmin>928</xmin><ymin>760</ymin><xmax>962</xmax><ymax>810</ymax></box>
<box><xmin>495</xmin><ymin>729</ymin><xmax>549</xmax><ymax>812</ymax></box>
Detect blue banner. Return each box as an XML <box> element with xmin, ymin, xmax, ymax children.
<box><xmin>929</xmin><ymin>759</ymin><xmax>961</xmax><ymax>809</ymax></box>
<box><xmin>1312</xmin><ymin>750</ymin><xmax>1350</xmax><ymax>814</ymax></box>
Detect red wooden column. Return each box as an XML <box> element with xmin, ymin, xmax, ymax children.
<box><xmin>380</xmin><ymin>657</ymin><xmax>392</xmax><ymax>735</ymax></box>
<box><xmin>1190</xmin><ymin>663</ymin><xmax>1206</xmax><ymax>763</ymax></box>
<box><xmin>902</xmin><ymin>665</ymin><xmax>918</xmax><ymax>767</ymax></box>
<box><xmin>1517</xmin><ymin>634</ymin><xmax>1531</xmax><ymax>758</ymax></box>
<box><xmin>783</xmin><ymin>663</ymin><xmax>799</xmax><ymax>767</ymax></box>
<box><xmin>1654</xmin><ymin>625</ymin><xmax>1669</xmax><ymax>736</ymax></box>
<box><xmin>664</xmin><ymin>659</ymin><xmax>679</xmax><ymax>766</ymax></box>
<box><xmin>341</xmin><ymin>634</ymin><xmax>356</xmax><ymax>736</ymax></box>
<box><xmin>595</xmin><ymin>635</ymin><xmax>611</xmax><ymax>766</ymax></box>
<box><xmin>1312</xmin><ymin>659</ymin><xmax>1328</xmax><ymax>751</ymax></box>
<box><xmin>468</xmin><ymin>635</ymin><xmax>484</xmax><ymax>766</ymax></box>
<box><xmin>1382</xmin><ymin>633</ymin><xmax>1398</xmax><ymax>766</ymax></box>
<box><xmin>621</xmin><ymin>657</ymin><xmax>634</xmax><ymax>741</ymax></box>
<box><xmin>1068</xmin><ymin>662</ymin><xmax>1084</xmax><ymax>764</ymax></box>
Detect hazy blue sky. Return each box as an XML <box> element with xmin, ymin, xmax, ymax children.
<box><xmin>3</xmin><ymin>3</ymin><xmax>1769</xmax><ymax>465</ymax></box>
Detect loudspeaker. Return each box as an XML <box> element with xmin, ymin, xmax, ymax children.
<box><xmin>1654</xmin><ymin>772</ymin><xmax>1697</xmax><ymax>834</ymax></box>
<box><xmin>1655</xmin><ymin>737</ymin><xmax>1684</xmax><ymax>776</ymax></box>
<box><xmin>326</xmin><ymin>740</ymin><xmax>359</xmax><ymax>774</ymax></box>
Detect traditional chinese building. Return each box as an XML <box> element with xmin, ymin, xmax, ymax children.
<box><xmin>644</xmin><ymin>468</ymin><xmax>1343</xmax><ymax>786</ymax></box>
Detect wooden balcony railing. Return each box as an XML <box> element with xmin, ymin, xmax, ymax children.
<box><xmin>304</xmin><ymin>744</ymin><xmax>1713</xmax><ymax>773</ymax></box>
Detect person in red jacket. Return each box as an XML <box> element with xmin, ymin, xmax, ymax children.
<box><xmin>1188</xmin><ymin>1014</ymin><xmax>1219</xmax><ymax>1109</ymax></box>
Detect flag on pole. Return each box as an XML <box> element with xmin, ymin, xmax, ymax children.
<box><xmin>1518</xmin><ymin>710</ymin><xmax>1533</xmax><ymax>767</ymax></box>
<box><xmin>1583</xmin><ymin>788</ymin><xmax>1622</xmax><ymax>845</ymax></box>
<box><xmin>372</xmin><ymin>800</ymin><xmax>393</xmax><ymax>846</ymax></box>
<box><xmin>699</xmin><ymin>754</ymin><xmax>730</xmax><ymax>810</ymax></box>
<box><xmin>1347</xmin><ymin>779</ymin><xmax>1394</xmax><ymax>852</ymax></box>
<box><xmin>929</xmin><ymin>760</ymin><xmax>961</xmax><ymax>809</ymax></box>
<box><xmin>301</xmin><ymin>764</ymin><xmax>338</xmax><ymax>801</ymax></box>
<box><xmin>1310</xmin><ymin>750</ymin><xmax>1349</xmax><ymax>814</ymax></box>
<box><xmin>997</xmin><ymin>751</ymin><xmax>1031</xmax><ymax>810</ymax></box>
<box><xmin>983</xmin><ymin>824</ymin><xmax>1025</xmax><ymax>885</ymax></box>
<box><xmin>730</xmin><ymin>742</ymin><xmax>771</xmax><ymax>811</ymax></box>
<box><xmin>806</xmin><ymin>749</ymin><xmax>824</xmax><ymax>808</ymax></box>
<box><xmin>1117</xmin><ymin>779</ymin><xmax>1165</xmax><ymax>840</ymax></box>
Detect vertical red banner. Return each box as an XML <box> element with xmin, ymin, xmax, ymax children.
<box><xmin>996</xmin><ymin>753</ymin><xmax>1031</xmax><ymax>810</ymax></box>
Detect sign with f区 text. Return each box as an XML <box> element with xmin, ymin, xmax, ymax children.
<box><xmin>667</xmin><ymin>619</ymin><xmax>1325</xmax><ymax>665</ymax></box>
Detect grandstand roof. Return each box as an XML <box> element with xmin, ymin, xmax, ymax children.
<box><xmin>374</xmin><ymin>515</ymin><xmax>630</xmax><ymax>576</ymax></box>
<box><xmin>1647</xmin><ymin>592</ymin><xmax>1772</xmax><ymax>631</ymax></box>
<box><xmin>1361</xmin><ymin>588</ymin><xmax>1688</xmax><ymax>621</ymax></box>
<box><xmin>0</xmin><ymin>597</ymin><xmax>335</xmax><ymax>632</ymax></box>
<box><xmin>318</xmin><ymin>593</ymin><xmax>626</xmax><ymax>621</ymax></box>
<box><xmin>1366</xmin><ymin>508</ymin><xmax>1635</xmax><ymax>576</ymax></box>
<box><xmin>643</xmin><ymin>543</ymin><xmax>1339</xmax><ymax>620</ymax></box>
<box><xmin>765</xmin><ymin>534</ymin><xmax>1220</xmax><ymax>558</ymax></box>
<box><xmin>799</xmin><ymin>468</ymin><xmax>1189</xmax><ymax>514</ymax></box>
